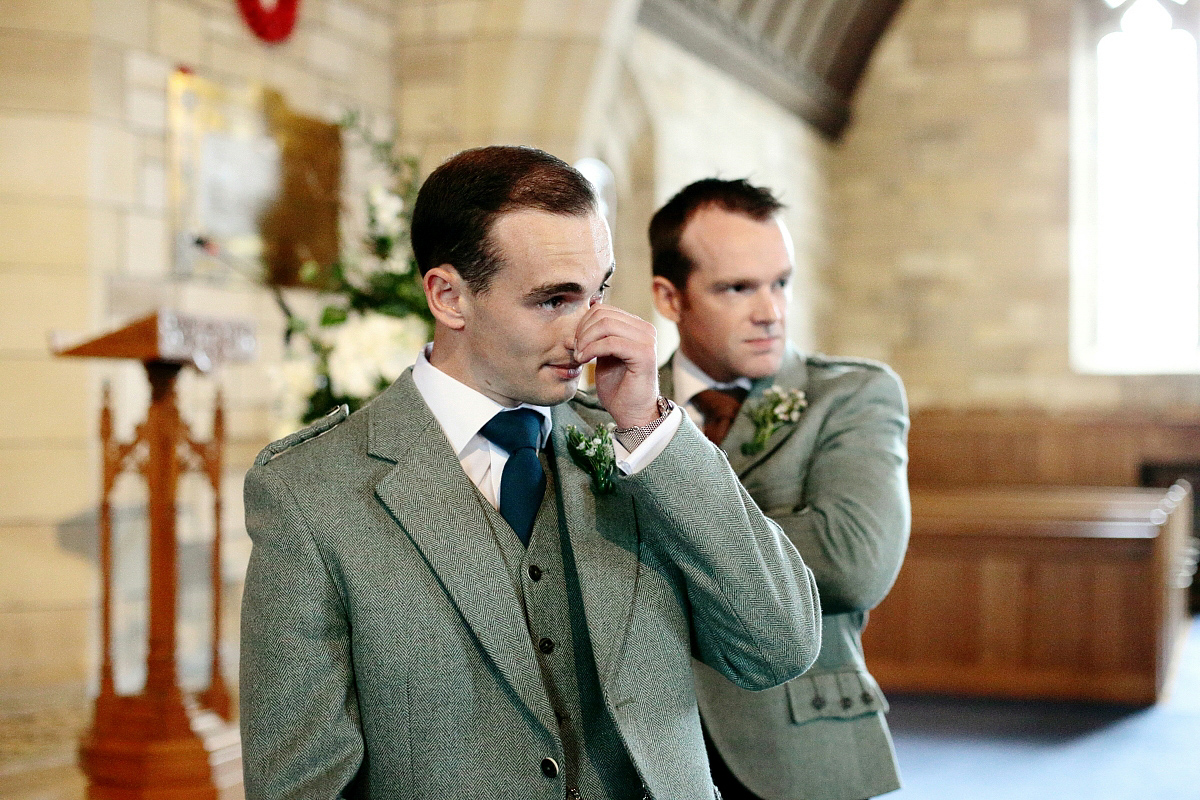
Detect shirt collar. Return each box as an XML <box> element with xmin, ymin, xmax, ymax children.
<box><xmin>673</xmin><ymin>349</ymin><xmax>753</xmax><ymax>407</ymax></box>
<box><xmin>412</xmin><ymin>345</ymin><xmax>553</xmax><ymax>457</ymax></box>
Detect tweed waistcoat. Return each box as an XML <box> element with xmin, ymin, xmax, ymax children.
<box><xmin>478</xmin><ymin>454</ymin><xmax>642</xmax><ymax>800</ymax></box>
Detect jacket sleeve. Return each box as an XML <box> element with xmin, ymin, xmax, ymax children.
<box><xmin>240</xmin><ymin>464</ymin><xmax>364</xmax><ymax>800</ymax></box>
<box><xmin>768</xmin><ymin>367</ymin><xmax>910</xmax><ymax>615</ymax></box>
<box><xmin>623</xmin><ymin>416</ymin><xmax>822</xmax><ymax>691</ymax></box>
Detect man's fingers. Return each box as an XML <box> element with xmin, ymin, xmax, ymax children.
<box><xmin>576</xmin><ymin>304</ymin><xmax>657</xmax><ymax>341</ymax></box>
<box><xmin>576</xmin><ymin>317</ymin><xmax>655</xmax><ymax>356</ymax></box>
<box><xmin>575</xmin><ymin>331</ymin><xmax>648</xmax><ymax>366</ymax></box>
<box><xmin>574</xmin><ymin>308</ymin><xmax>656</xmax><ymax>360</ymax></box>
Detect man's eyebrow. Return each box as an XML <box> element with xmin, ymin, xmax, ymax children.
<box><xmin>525</xmin><ymin>267</ymin><xmax>615</xmax><ymax>302</ymax></box>
<box><xmin>526</xmin><ymin>281</ymin><xmax>585</xmax><ymax>302</ymax></box>
<box><xmin>713</xmin><ymin>267</ymin><xmax>793</xmax><ymax>290</ymax></box>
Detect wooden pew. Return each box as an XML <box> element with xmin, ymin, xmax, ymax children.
<box><xmin>907</xmin><ymin>408</ymin><xmax>1200</xmax><ymax>489</ymax></box>
<box><xmin>862</xmin><ymin>483</ymin><xmax>1195</xmax><ymax>705</ymax></box>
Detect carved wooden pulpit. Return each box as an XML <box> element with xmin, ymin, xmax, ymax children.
<box><xmin>57</xmin><ymin>310</ymin><xmax>256</xmax><ymax>799</ymax></box>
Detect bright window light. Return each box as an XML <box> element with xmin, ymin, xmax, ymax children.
<box><xmin>1074</xmin><ymin>0</ymin><xmax>1200</xmax><ymax>373</ymax></box>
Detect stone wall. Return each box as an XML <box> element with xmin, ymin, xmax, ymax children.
<box><xmin>599</xmin><ymin>27</ymin><xmax>832</xmax><ymax>356</ymax></box>
<box><xmin>392</xmin><ymin>0</ymin><xmax>641</xmax><ymax>167</ymax></box>
<box><xmin>0</xmin><ymin>1</ymin><xmax>395</xmax><ymax>796</ymax></box>
<box><xmin>828</xmin><ymin>0</ymin><xmax>1200</xmax><ymax>410</ymax></box>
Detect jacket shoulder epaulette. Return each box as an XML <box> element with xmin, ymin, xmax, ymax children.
<box><xmin>805</xmin><ymin>352</ymin><xmax>892</xmax><ymax>375</ymax></box>
<box><xmin>253</xmin><ymin>404</ymin><xmax>350</xmax><ymax>467</ymax></box>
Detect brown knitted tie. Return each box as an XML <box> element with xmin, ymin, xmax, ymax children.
<box><xmin>691</xmin><ymin>387</ymin><xmax>749</xmax><ymax>445</ymax></box>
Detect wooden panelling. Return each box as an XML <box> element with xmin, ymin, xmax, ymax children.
<box><xmin>908</xmin><ymin>409</ymin><xmax>1200</xmax><ymax>489</ymax></box>
<box><xmin>864</xmin><ymin>486</ymin><xmax>1192</xmax><ymax>705</ymax></box>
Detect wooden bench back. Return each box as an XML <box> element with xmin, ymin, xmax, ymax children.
<box><xmin>908</xmin><ymin>408</ymin><xmax>1200</xmax><ymax>488</ymax></box>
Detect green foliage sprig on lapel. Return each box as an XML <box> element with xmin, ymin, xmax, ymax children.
<box><xmin>565</xmin><ymin>424</ymin><xmax>618</xmax><ymax>495</ymax></box>
<box><xmin>742</xmin><ymin>386</ymin><xmax>808</xmax><ymax>456</ymax></box>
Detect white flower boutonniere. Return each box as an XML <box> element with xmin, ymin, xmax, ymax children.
<box><xmin>566</xmin><ymin>423</ymin><xmax>618</xmax><ymax>495</ymax></box>
<box><xmin>742</xmin><ymin>386</ymin><xmax>808</xmax><ymax>456</ymax></box>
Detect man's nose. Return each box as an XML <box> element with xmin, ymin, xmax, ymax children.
<box><xmin>750</xmin><ymin>289</ymin><xmax>782</xmax><ymax>325</ymax></box>
<box><xmin>564</xmin><ymin>306</ymin><xmax>589</xmax><ymax>356</ymax></box>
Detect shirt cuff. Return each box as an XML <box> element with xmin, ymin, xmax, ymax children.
<box><xmin>614</xmin><ymin>406</ymin><xmax>683</xmax><ymax>475</ymax></box>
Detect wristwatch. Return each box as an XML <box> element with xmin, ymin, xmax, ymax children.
<box><xmin>613</xmin><ymin>396</ymin><xmax>675</xmax><ymax>451</ymax></box>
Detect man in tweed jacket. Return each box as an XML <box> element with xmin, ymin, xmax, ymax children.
<box><xmin>649</xmin><ymin>179</ymin><xmax>910</xmax><ymax>800</ymax></box>
<box><xmin>240</xmin><ymin>148</ymin><xmax>821</xmax><ymax>799</ymax></box>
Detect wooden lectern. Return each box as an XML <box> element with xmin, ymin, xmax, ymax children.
<box><xmin>57</xmin><ymin>310</ymin><xmax>256</xmax><ymax>799</ymax></box>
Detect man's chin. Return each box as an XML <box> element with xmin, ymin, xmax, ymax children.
<box><xmin>739</xmin><ymin>351</ymin><xmax>784</xmax><ymax>380</ymax></box>
<box><xmin>524</xmin><ymin>376</ymin><xmax>580</xmax><ymax>407</ymax></box>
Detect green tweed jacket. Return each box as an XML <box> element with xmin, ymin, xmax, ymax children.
<box><xmin>663</xmin><ymin>349</ymin><xmax>910</xmax><ymax>800</ymax></box>
<box><xmin>239</xmin><ymin>369</ymin><xmax>821</xmax><ymax>800</ymax></box>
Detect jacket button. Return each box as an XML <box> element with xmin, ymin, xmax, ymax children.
<box><xmin>811</xmin><ymin>695</ymin><xmax>826</xmax><ymax>710</ymax></box>
<box><xmin>539</xmin><ymin>637</ymin><xmax>555</xmax><ymax>655</ymax></box>
<box><xmin>841</xmin><ymin>696</ymin><xmax>853</xmax><ymax>710</ymax></box>
<box><xmin>528</xmin><ymin>564</ymin><xmax>543</xmax><ymax>581</ymax></box>
<box><xmin>541</xmin><ymin>757</ymin><xmax>560</xmax><ymax>778</ymax></box>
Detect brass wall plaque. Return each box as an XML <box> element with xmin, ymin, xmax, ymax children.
<box><xmin>168</xmin><ymin>71</ymin><xmax>341</xmax><ymax>286</ymax></box>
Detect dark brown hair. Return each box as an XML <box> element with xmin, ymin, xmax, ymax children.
<box><xmin>649</xmin><ymin>178</ymin><xmax>784</xmax><ymax>289</ymax></box>
<box><xmin>411</xmin><ymin>145</ymin><xmax>597</xmax><ymax>293</ymax></box>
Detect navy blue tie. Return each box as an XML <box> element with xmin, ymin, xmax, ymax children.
<box><xmin>480</xmin><ymin>409</ymin><xmax>546</xmax><ymax>545</ymax></box>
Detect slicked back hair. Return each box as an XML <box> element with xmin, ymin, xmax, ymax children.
<box><xmin>649</xmin><ymin>178</ymin><xmax>784</xmax><ymax>289</ymax></box>
<box><xmin>411</xmin><ymin>145</ymin><xmax>598</xmax><ymax>293</ymax></box>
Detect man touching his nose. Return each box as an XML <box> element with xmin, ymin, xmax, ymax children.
<box><xmin>239</xmin><ymin>149</ymin><xmax>821</xmax><ymax>800</ymax></box>
<box><xmin>650</xmin><ymin>179</ymin><xmax>911</xmax><ymax>800</ymax></box>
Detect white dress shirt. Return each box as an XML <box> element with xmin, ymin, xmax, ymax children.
<box><xmin>412</xmin><ymin>345</ymin><xmax>681</xmax><ymax>508</ymax></box>
<box><xmin>672</xmin><ymin>349</ymin><xmax>753</xmax><ymax>427</ymax></box>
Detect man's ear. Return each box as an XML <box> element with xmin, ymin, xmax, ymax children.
<box><xmin>425</xmin><ymin>265</ymin><xmax>468</xmax><ymax>331</ymax></box>
<box><xmin>652</xmin><ymin>275</ymin><xmax>684</xmax><ymax>324</ymax></box>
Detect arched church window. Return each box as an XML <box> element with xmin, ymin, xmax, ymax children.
<box><xmin>1071</xmin><ymin>0</ymin><xmax>1200</xmax><ymax>372</ymax></box>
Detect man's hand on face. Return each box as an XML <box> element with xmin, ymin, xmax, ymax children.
<box><xmin>574</xmin><ymin>304</ymin><xmax>660</xmax><ymax>430</ymax></box>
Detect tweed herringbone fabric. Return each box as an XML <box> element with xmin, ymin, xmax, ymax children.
<box><xmin>663</xmin><ymin>349</ymin><xmax>910</xmax><ymax>800</ymax></box>
<box><xmin>480</xmin><ymin>465</ymin><xmax>644</xmax><ymax>798</ymax></box>
<box><xmin>240</xmin><ymin>369</ymin><xmax>821</xmax><ymax>800</ymax></box>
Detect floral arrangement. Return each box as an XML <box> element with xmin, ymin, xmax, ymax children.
<box><xmin>565</xmin><ymin>424</ymin><xmax>618</xmax><ymax>494</ymax></box>
<box><xmin>271</xmin><ymin>113</ymin><xmax>432</xmax><ymax>434</ymax></box>
<box><xmin>741</xmin><ymin>386</ymin><xmax>807</xmax><ymax>455</ymax></box>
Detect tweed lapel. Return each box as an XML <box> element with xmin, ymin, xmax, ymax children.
<box><xmin>550</xmin><ymin>401</ymin><xmax>640</xmax><ymax>687</ymax></box>
<box><xmin>663</xmin><ymin>350</ymin><xmax>809</xmax><ymax>478</ymax></box>
<box><xmin>369</xmin><ymin>371</ymin><xmax>554</xmax><ymax>733</ymax></box>
<box><xmin>724</xmin><ymin>349</ymin><xmax>809</xmax><ymax>477</ymax></box>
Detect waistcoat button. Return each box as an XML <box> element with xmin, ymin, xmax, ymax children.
<box><xmin>528</xmin><ymin>564</ymin><xmax>543</xmax><ymax>581</ymax></box>
<box><xmin>539</xmin><ymin>637</ymin><xmax>555</xmax><ymax>655</ymax></box>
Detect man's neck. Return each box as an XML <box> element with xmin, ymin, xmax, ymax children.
<box><xmin>673</xmin><ymin>349</ymin><xmax>752</xmax><ymax>407</ymax></box>
<box><xmin>428</xmin><ymin>331</ymin><xmax>520</xmax><ymax>409</ymax></box>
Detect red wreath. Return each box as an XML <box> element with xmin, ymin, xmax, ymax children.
<box><xmin>237</xmin><ymin>0</ymin><xmax>300</xmax><ymax>43</ymax></box>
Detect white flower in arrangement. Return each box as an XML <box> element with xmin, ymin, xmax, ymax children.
<box><xmin>368</xmin><ymin>184</ymin><xmax>405</xmax><ymax>239</ymax></box>
<box><xmin>380</xmin><ymin>243</ymin><xmax>413</xmax><ymax>275</ymax></box>
<box><xmin>326</xmin><ymin>312</ymin><xmax>429</xmax><ymax>399</ymax></box>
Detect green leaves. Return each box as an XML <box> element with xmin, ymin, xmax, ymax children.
<box><xmin>566</xmin><ymin>424</ymin><xmax>618</xmax><ymax>495</ymax></box>
<box><xmin>740</xmin><ymin>386</ymin><xmax>808</xmax><ymax>456</ymax></box>
<box><xmin>321</xmin><ymin>306</ymin><xmax>349</xmax><ymax>326</ymax></box>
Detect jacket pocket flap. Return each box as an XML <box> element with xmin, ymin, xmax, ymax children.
<box><xmin>784</xmin><ymin>669</ymin><xmax>889</xmax><ymax>725</ymax></box>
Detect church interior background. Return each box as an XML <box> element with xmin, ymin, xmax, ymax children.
<box><xmin>3</xmin><ymin>0</ymin><xmax>1200</xmax><ymax>796</ymax></box>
